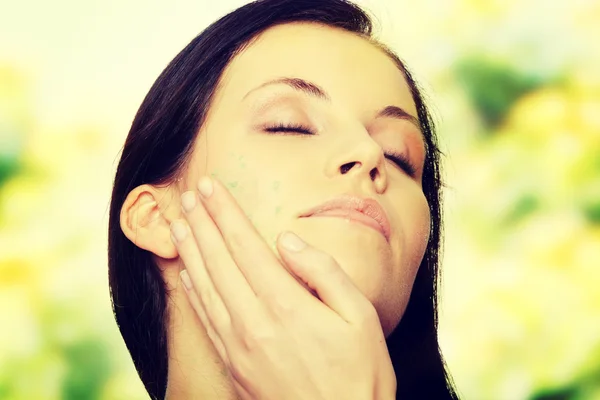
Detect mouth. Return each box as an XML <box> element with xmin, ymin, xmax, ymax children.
<box><xmin>307</xmin><ymin>211</ymin><xmax>389</xmax><ymax>241</ymax></box>
<box><xmin>300</xmin><ymin>194</ymin><xmax>391</xmax><ymax>242</ymax></box>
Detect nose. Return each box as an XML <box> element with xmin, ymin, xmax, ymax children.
<box><xmin>332</xmin><ymin>135</ymin><xmax>388</xmax><ymax>193</ymax></box>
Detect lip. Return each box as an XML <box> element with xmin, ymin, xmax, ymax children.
<box><xmin>299</xmin><ymin>194</ymin><xmax>391</xmax><ymax>242</ymax></box>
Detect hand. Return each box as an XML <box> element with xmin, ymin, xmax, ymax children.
<box><xmin>169</xmin><ymin>176</ymin><xmax>397</xmax><ymax>400</ymax></box>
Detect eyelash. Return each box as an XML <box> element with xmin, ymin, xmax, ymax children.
<box><xmin>263</xmin><ymin>122</ymin><xmax>418</xmax><ymax>178</ymax></box>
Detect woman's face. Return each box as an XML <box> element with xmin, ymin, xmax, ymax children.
<box><xmin>183</xmin><ymin>22</ymin><xmax>430</xmax><ymax>336</ymax></box>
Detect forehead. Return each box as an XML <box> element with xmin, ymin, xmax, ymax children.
<box><xmin>215</xmin><ymin>22</ymin><xmax>417</xmax><ymax>116</ymax></box>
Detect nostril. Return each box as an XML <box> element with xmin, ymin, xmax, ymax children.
<box><xmin>340</xmin><ymin>162</ymin><xmax>356</xmax><ymax>174</ymax></box>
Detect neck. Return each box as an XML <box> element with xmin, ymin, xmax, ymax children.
<box><xmin>164</xmin><ymin>281</ymin><xmax>240</xmax><ymax>400</ymax></box>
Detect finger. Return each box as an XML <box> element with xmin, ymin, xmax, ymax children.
<box><xmin>170</xmin><ymin>219</ymin><xmax>233</xmax><ymax>338</ymax></box>
<box><xmin>233</xmin><ymin>380</ymin><xmax>255</xmax><ymax>400</ymax></box>
<box><xmin>180</xmin><ymin>190</ymin><xmax>265</xmax><ymax>327</ymax></box>
<box><xmin>180</xmin><ymin>269</ymin><xmax>231</xmax><ymax>370</ymax></box>
<box><xmin>180</xmin><ymin>269</ymin><xmax>211</xmax><ymax>329</ymax></box>
<box><xmin>196</xmin><ymin>176</ymin><xmax>306</xmax><ymax>303</ymax></box>
<box><xmin>276</xmin><ymin>231</ymin><xmax>376</xmax><ymax>324</ymax></box>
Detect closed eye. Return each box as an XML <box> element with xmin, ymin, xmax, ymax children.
<box><xmin>263</xmin><ymin>123</ymin><xmax>418</xmax><ymax>177</ymax></box>
<box><xmin>263</xmin><ymin>122</ymin><xmax>314</xmax><ymax>135</ymax></box>
<box><xmin>384</xmin><ymin>151</ymin><xmax>417</xmax><ymax>178</ymax></box>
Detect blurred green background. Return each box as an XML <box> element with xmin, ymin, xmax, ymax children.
<box><xmin>0</xmin><ymin>0</ymin><xmax>599</xmax><ymax>399</ymax></box>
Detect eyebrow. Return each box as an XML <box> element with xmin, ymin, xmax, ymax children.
<box><xmin>242</xmin><ymin>77</ymin><xmax>422</xmax><ymax>131</ymax></box>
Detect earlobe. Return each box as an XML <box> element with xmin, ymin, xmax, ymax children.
<box><xmin>120</xmin><ymin>184</ymin><xmax>179</xmax><ymax>259</ymax></box>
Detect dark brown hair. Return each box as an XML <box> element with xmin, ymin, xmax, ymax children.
<box><xmin>108</xmin><ymin>0</ymin><xmax>459</xmax><ymax>398</ymax></box>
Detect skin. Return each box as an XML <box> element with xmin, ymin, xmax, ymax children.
<box><xmin>169</xmin><ymin>178</ymin><xmax>397</xmax><ymax>399</ymax></box>
<box><xmin>120</xmin><ymin>22</ymin><xmax>430</xmax><ymax>399</ymax></box>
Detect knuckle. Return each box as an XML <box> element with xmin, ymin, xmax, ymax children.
<box><xmin>201</xmin><ymin>290</ymin><xmax>230</xmax><ymax>327</ymax></box>
<box><xmin>227</xmin><ymin>229</ymin><xmax>247</xmax><ymax>252</ymax></box>
<box><xmin>256</xmin><ymin>292</ymin><xmax>297</xmax><ymax>321</ymax></box>
<box><xmin>271</xmin><ymin>299</ymin><xmax>293</xmax><ymax>316</ymax></box>
<box><xmin>201</xmin><ymin>289</ymin><xmax>218</xmax><ymax>313</ymax></box>
<box><xmin>240</xmin><ymin>327</ymin><xmax>274</xmax><ymax>352</ymax></box>
<box><xmin>358</xmin><ymin>302</ymin><xmax>379</xmax><ymax>325</ymax></box>
<box><xmin>323</xmin><ymin>254</ymin><xmax>344</xmax><ymax>278</ymax></box>
<box><xmin>212</xmin><ymin>308</ymin><xmax>230</xmax><ymax>330</ymax></box>
<box><xmin>228</xmin><ymin>356</ymin><xmax>252</xmax><ymax>386</ymax></box>
<box><xmin>202</xmin><ymin>287</ymin><xmax>215</xmax><ymax>304</ymax></box>
<box><xmin>234</xmin><ymin>313</ymin><xmax>257</xmax><ymax>334</ymax></box>
<box><xmin>323</xmin><ymin>253</ymin><xmax>338</xmax><ymax>269</ymax></box>
<box><xmin>269</xmin><ymin>300</ymin><xmax>299</xmax><ymax>322</ymax></box>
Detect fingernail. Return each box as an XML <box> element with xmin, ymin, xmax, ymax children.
<box><xmin>198</xmin><ymin>176</ymin><xmax>213</xmax><ymax>198</ymax></box>
<box><xmin>280</xmin><ymin>231</ymin><xmax>306</xmax><ymax>252</ymax></box>
<box><xmin>181</xmin><ymin>191</ymin><xmax>196</xmax><ymax>213</ymax></box>
<box><xmin>180</xmin><ymin>269</ymin><xmax>193</xmax><ymax>291</ymax></box>
<box><xmin>170</xmin><ymin>221</ymin><xmax>187</xmax><ymax>242</ymax></box>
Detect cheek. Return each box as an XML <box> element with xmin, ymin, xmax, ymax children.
<box><xmin>214</xmin><ymin>168</ymin><xmax>290</xmax><ymax>241</ymax></box>
<box><xmin>192</xmin><ymin>133</ymin><xmax>289</xmax><ymax>233</ymax></box>
<box><xmin>403</xmin><ymin>192</ymin><xmax>431</xmax><ymax>275</ymax></box>
<box><xmin>379</xmin><ymin>195</ymin><xmax>430</xmax><ymax>336</ymax></box>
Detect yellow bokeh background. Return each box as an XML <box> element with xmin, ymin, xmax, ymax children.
<box><xmin>1</xmin><ymin>0</ymin><xmax>599</xmax><ymax>399</ymax></box>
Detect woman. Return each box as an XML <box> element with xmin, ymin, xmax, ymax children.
<box><xmin>109</xmin><ymin>0</ymin><xmax>459</xmax><ymax>398</ymax></box>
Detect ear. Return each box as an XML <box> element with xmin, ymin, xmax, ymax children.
<box><xmin>120</xmin><ymin>184</ymin><xmax>181</xmax><ymax>259</ymax></box>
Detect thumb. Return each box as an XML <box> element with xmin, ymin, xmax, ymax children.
<box><xmin>276</xmin><ymin>231</ymin><xmax>375</xmax><ymax>324</ymax></box>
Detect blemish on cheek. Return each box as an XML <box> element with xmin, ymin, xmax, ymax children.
<box><xmin>270</xmin><ymin>237</ymin><xmax>278</xmax><ymax>255</ymax></box>
<box><xmin>275</xmin><ymin>206</ymin><xmax>282</xmax><ymax>215</ymax></box>
<box><xmin>237</xmin><ymin>155</ymin><xmax>247</xmax><ymax>169</ymax></box>
<box><xmin>272</xmin><ymin>181</ymin><xmax>280</xmax><ymax>190</ymax></box>
<box><xmin>227</xmin><ymin>181</ymin><xmax>239</xmax><ymax>189</ymax></box>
